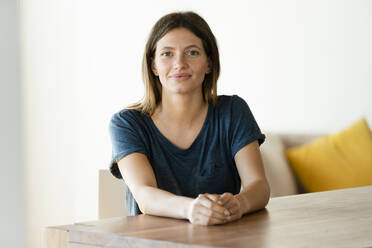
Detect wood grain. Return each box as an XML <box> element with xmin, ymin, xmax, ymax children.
<box><xmin>45</xmin><ymin>186</ymin><xmax>372</xmax><ymax>248</ymax></box>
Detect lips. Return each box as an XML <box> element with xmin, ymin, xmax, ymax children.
<box><xmin>171</xmin><ymin>73</ymin><xmax>191</xmax><ymax>81</ymax></box>
<box><xmin>171</xmin><ymin>73</ymin><xmax>191</xmax><ymax>79</ymax></box>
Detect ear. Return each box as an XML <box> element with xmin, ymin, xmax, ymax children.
<box><xmin>151</xmin><ymin>59</ymin><xmax>159</xmax><ymax>76</ymax></box>
<box><xmin>205</xmin><ymin>58</ymin><xmax>212</xmax><ymax>74</ymax></box>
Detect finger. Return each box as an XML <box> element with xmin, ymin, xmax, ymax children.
<box><xmin>197</xmin><ymin>194</ymin><xmax>213</xmax><ymax>208</ymax></box>
<box><xmin>207</xmin><ymin>216</ymin><xmax>227</xmax><ymax>225</ymax></box>
<box><xmin>223</xmin><ymin>198</ymin><xmax>237</xmax><ymax>210</ymax></box>
<box><xmin>195</xmin><ymin>205</ymin><xmax>229</xmax><ymax>225</ymax></box>
<box><xmin>196</xmin><ymin>205</ymin><xmax>227</xmax><ymax>220</ymax></box>
<box><xmin>198</xmin><ymin>195</ymin><xmax>230</xmax><ymax>216</ymax></box>
<box><xmin>204</xmin><ymin>194</ymin><xmax>220</xmax><ymax>203</ymax></box>
<box><xmin>226</xmin><ymin>212</ymin><xmax>242</xmax><ymax>222</ymax></box>
<box><xmin>227</xmin><ymin>204</ymin><xmax>240</xmax><ymax>215</ymax></box>
<box><xmin>218</xmin><ymin>192</ymin><xmax>234</xmax><ymax>205</ymax></box>
<box><xmin>195</xmin><ymin>214</ymin><xmax>227</xmax><ymax>226</ymax></box>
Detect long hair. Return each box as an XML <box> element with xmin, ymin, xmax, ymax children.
<box><xmin>128</xmin><ymin>11</ymin><xmax>220</xmax><ymax>116</ymax></box>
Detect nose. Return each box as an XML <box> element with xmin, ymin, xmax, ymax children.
<box><xmin>173</xmin><ymin>53</ymin><xmax>187</xmax><ymax>70</ymax></box>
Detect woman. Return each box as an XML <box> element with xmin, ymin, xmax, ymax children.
<box><xmin>109</xmin><ymin>11</ymin><xmax>270</xmax><ymax>226</ymax></box>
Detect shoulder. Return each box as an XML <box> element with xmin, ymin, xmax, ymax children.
<box><xmin>216</xmin><ymin>94</ymin><xmax>248</xmax><ymax>105</ymax></box>
<box><xmin>215</xmin><ymin>95</ymin><xmax>250</xmax><ymax>112</ymax></box>
<box><xmin>110</xmin><ymin>108</ymin><xmax>147</xmax><ymax>129</ymax></box>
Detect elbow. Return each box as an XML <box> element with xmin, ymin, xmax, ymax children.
<box><xmin>262</xmin><ymin>180</ymin><xmax>271</xmax><ymax>207</ymax></box>
<box><xmin>135</xmin><ymin>186</ymin><xmax>153</xmax><ymax>215</ymax></box>
<box><xmin>240</xmin><ymin>179</ymin><xmax>271</xmax><ymax>214</ymax></box>
<box><xmin>138</xmin><ymin>202</ymin><xmax>148</xmax><ymax>214</ymax></box>
<box><xmin>254</xmin><ymin>179</ymin><xmax>271</xmax><ymax>210</ymax></box>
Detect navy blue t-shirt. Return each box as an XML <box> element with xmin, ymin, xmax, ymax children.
<box><xmin>109</xmin><ymin>95</ymin><xmax>265</xmax><ymax>216</ymax></box>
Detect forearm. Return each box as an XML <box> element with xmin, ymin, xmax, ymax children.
<box><xmin>235</xmin><ymin>179</ymin><xmax>270</xmax><ymax>215</ymax></box>
<box><xmin>137</xmin><ymin>186</ymin><xmax>194</xmax><ymax>219</ymax></box>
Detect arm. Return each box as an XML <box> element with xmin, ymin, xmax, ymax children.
<box><xmin>234</xmin><ymin>140</ymin><xmax>271</xmax><ymax>214</ymax></box>
<box><xmin>211</xmin><ymin>140</ymin><xmax>270</xmax><ymax>221</ymax></box>
<box><xmin>118</xmin><ymin>153</ymin><xmax>230</xmax><ymax>225</ymax></box>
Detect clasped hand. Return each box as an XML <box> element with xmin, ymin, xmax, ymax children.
<box><xmin>187</xmin><ymin>193</ymin><xmax>242</xmax><ymax>226</ymax></box>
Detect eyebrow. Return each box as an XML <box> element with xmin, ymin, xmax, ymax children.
<box><xmin>158</xmin><ymin>44</ymin><xmax>202</xmax><ymax>51</ymax></box>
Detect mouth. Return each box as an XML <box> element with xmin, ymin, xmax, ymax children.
<box><xmin>170</xmin><ymin>73</ymin><xmax>192</xmax><ymax>81</ymax></box>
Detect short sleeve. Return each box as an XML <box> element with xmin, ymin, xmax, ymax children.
<box><xmin>109</xmin><ymin>110</ymin><xmax>148</xmax><ymax>179</ymax></box>
<box><xmin>230</xmin><ymin>95</ymin><xmax>265</xmax><ymax>157</ymax></box>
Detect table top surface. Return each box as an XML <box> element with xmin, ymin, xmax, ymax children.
<box><xmin>48</xmin><ymin>186</ymin><xmax>372</xmax><ymax>248</ymax></box>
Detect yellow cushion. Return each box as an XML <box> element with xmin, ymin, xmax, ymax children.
<box><xmin>285</xmin><ymin>118</ymin><xmax>372</xmax><ymax>192</ymax></box>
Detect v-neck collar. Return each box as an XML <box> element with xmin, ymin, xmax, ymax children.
<box><xmin>148</xmin><ymin>103</ymin><xmax>211</xmax><ymax>154</ymax></box>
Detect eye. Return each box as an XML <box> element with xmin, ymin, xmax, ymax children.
<box><xmin>160</xmin><ymin>51</ymin><xmax>172</xmax><ymax>57</ymax></box>
<box><xmin>187</xmin><ymin>50</ymin><xmax>200</xmax><ymax>56</ymax></box>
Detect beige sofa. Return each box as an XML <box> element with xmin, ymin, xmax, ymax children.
<box><xmin>98</xmin><ymin>133</ymin><xmax>319</xmax><ymax>219</ymax></box>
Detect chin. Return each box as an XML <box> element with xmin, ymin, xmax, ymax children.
<box><xmin>163</xmin><ymin>81</ymin><xmax>203</xmax><ymax>95</ymax></box>
<box><xmin>174</xmin><ymin>85</ymin><xmax>203</xmax><ymax>95</ymax></box>
<box><xmin>172</xmin><ymin>88</ymin><xmax>193</xmax><ymax>95</ymax></box>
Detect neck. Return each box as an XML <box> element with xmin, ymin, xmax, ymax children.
<box><xmin>154</xmin><ymin>91</ymin><xmax>208</xmax><ymax>127</ymax></box>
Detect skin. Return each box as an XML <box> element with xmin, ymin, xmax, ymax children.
<box><xmin>118</xmin><ymin>28</ymin><xmax>270</xmax><ymax>225</ymax></box>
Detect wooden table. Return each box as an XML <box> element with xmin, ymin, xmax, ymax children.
<box><xmin>45</xmin><ymin>186</ymin><xmax>372</xmax><ymax>248</ymax></box>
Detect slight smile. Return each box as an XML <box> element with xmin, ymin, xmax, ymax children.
<box><xmin>170</xmin><ymin>73</ymin><xmax>192</xmax><ymax>81</ymax></box>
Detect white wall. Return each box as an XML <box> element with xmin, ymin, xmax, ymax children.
<box><xmin>20</xmin><ymin>0</ymin><xmax>77</xmax><ymax>247</ymax></box>
<box><xmin>21</xmin><ymin>0</ymin><xmax>371</xmax><ymax>247</ymax></box>
<box><xmin>0</xmin><ymin>0</ymin><xmax>26</xmax><ymax>247</ymax></box>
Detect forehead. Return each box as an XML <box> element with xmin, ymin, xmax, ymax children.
<box><xmin>156</xmin><ymin>28</ymin><xmax>203</xmax><ymax>49</ymax></box>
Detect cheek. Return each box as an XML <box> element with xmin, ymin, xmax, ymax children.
<box><xmin>194</xmin><ymin>62</ymin><xmax>209</xmax><ymax>76</ymax></box>
<box><xmin>155</xmin><ymin>62</ymin><xmax>169</xmax><ymax>75</ymax></box>
<box><xmin>154</xmin><ymin>64</ymin><xmax>170</xmax><ymax>84</ymax></box>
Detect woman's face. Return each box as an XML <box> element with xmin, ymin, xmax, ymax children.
<box><xmin>152</xmin><ymin>28</ymin><xmax>211</xmax><ymax>96</ymax></box>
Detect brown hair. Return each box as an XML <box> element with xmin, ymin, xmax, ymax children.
<box><xmin>128</xmin><ymin>11</ymin><xmax>220</xmax><ymax>115</ymax></box>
